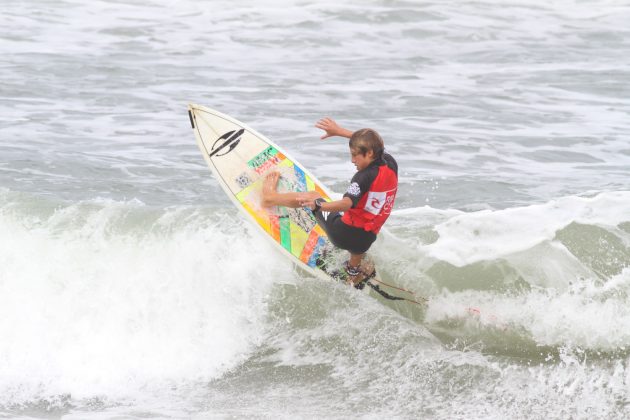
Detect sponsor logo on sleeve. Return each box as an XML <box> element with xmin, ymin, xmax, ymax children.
<box><xmin>346</xmin><ymin>182</ymin><xmax>361</xmax><ymax>197</ymax></box>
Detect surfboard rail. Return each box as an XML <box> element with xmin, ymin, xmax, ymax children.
<box><xmin>188</xmin><ymin>103</ymin><xmax>344</xmax><ymax>283</ymax></box>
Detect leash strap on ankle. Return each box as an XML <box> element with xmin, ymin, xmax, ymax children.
<box><xmin>344</xmin><ymin>261</ymin><xmax>361</xmax><ymax>277</ymax></box>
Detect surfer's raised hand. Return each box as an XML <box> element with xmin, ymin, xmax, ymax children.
<box><xmin>316</xmin><ymin>117</ymin><xmax>353</xmax><ymax>140</ymax></box>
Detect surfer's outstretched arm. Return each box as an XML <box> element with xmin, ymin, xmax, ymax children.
<box><xmin>316</xmin><ymin>117</ymin><xmax>353</xmax><ymax>140</ymax></box>
<box><xmin>261</xmin><ymin>172</ymin><xmax>319</xmax><ymax>208</ymax></box>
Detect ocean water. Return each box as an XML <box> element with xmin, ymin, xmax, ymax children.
<box><xmin>1</xmin><ymin>0</ymin><xmax>630</xmax><ymax>418</ymax></box>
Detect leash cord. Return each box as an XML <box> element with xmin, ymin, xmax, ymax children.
<box><xmin>365</xmin><ymin>281</ymin><xmax>426</xmax><ymax>305</ymax></box>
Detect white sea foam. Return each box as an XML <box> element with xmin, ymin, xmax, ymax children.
<box><xmin>0</xmin><ymin>198</ymin><xmax>291</xmax><ymax>405</ymax></box>
<box><xmin>425</xmin><ymin>191</ymin><xmax>630</xmax><ymax>266</ymax></box>
<box><xmin>381</xmin><ymin>192</ymin><xmax>630</xmax><ymax>351</ymax></box>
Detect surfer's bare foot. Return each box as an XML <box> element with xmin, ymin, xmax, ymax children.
<box><xmin>262</xmin><ymin>172</ymin><xmax>281</xmax><ymax>207</ymax></box>
<box><xmin>345</xmin><ymin>254</ymin><xmax>375</xmax><ymax>288</ymax></box>
<box><xmin>345</xmin><ymin>264</ymin><xmax>367</xmax><ymax>288</ymax></box>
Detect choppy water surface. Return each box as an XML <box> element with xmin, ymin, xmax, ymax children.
<box><xmin>1</xmin><ymin>0</ymin><xmax>630</xmax><ymax>418</ymax></box>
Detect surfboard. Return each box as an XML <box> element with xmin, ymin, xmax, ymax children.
<box><xmin>187</xmin><ymin>103</ymin><xmax>374</xmax><ymax>284</ymax></box>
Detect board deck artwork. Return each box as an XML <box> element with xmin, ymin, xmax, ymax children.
<box><xmin>188</xmin><ymin>104</ymin><xmax>374</xmax><ymax>283</ymax></box>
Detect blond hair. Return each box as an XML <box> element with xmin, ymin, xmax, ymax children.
<box><xmin>349</xmin><ymin>128</ymin><xmax>384</xmax><ymax>159</ymax></box>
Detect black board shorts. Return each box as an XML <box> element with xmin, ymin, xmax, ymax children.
<box><xmin>314</xmin><ymin>210</ymin><xmax>376</xmax><ymax>255</ymax></box>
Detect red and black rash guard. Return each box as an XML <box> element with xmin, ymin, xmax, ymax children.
<box><xmin>342</xmin><ymin>152</ymin><xmax>398</xmax><ymax>234</ymax></box>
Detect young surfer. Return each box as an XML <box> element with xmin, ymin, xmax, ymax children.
<box><xmin>261</xmin><ymin>117</ymin><xmax>398</xmax><ymax>287</ymax></box>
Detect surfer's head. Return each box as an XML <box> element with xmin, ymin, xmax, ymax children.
<box><xmin>349</xmin><ymin>128</ymin><xmax>384</xmax><ymax>158</ymax></box>
<box><xmin>349</xmin><ymin>128</ymin><xmax>384</xmax><ymax>170</ymax></box>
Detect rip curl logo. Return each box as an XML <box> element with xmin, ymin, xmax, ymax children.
<box><xmin>365</xmin><ymin>189</ymin><xmax>396</xmax><ymax>215</ymax></box>
<box><xmin>209</xmin><ymin>129</ymin><xmax>244</xmax><ymax>158</ymax></box>
<box><xmin>365</xmin><ymin>191</ymin><xmax>386</xmax><ymax>215</ymax></box>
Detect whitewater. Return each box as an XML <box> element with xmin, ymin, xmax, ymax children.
<box><xmin>1</xmin><ymin>0</ymin><xmax>629</xmax><ymax>418</ymax></box>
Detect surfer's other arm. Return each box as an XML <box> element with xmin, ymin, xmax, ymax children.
<box><xmin>300</xmin><ymin>197</ymin><xmax>352</xmax><ymax>213</ymax></box>
<box><xmin>261</xmin><ymin>172</ymin><xmax>320</xmax><ymax>208</ymax></box>
<box><xmin>316</xmin><ymin>117</ymin><xmax>353</xmax><ymax>140</ymax></box>
<box><xmin>261</xmin><ymin>172</ymin><xmax>352</xmax><ymax>212</ymax></box>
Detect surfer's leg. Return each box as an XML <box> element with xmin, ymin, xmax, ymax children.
<box><xmin>346</xmin><ymin>253</ymin><xmax>377</xmax><ymax>288</ymax></box>
<box><xmin>348</xmin><ymin>253</ymin><xmax>363</xmax><ymax>268</ymax></box>
<box><xmin>345</xmin><ymin>253</ymin><xmax>364</xmax><ymax>286</ymax></box>
<box><xmin>343</xmin><ymin>229</ymin><xmax>377</xmax><ymax>287</ymax></box>
<box><xmin>262</xmin><ymin>172</ymin><xmax>319</xmax><ymax>208</ymax></box>
<box><xmin>312</xmin><ymin>212</ymin><xmax>375</xmax><ymax>286</ymax></box>
<box><xmin>313</xmin><ymin>209</ymin><xmax>339</xmax><ymax>239</ymax></box>
<box><xmin>314</xmin><ymin>212</ymin><xmax>377</xmax><ymax>255</ymax></box>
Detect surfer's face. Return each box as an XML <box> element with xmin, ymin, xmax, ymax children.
<box><xmin>350</xmin><ymin>147</ymin><xmax>374</xmax><ymax>171</ymax></box>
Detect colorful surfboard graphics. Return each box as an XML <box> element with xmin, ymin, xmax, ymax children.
<box><xmin>188</xmin><ymin>104</ymin><xmax>344</xmax><ymax>279</ymax></box>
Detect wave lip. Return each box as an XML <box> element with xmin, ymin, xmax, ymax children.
<box><xmin>426</xmin><ymin>191</ymin><xmax>630</xmax><ymax>267</ymax></box>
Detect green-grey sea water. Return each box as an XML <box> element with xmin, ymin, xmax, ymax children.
<box><xmin>1</xmin><ymin>0</ymin><xmax>630</xmax><ymax>418</ymax></box>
